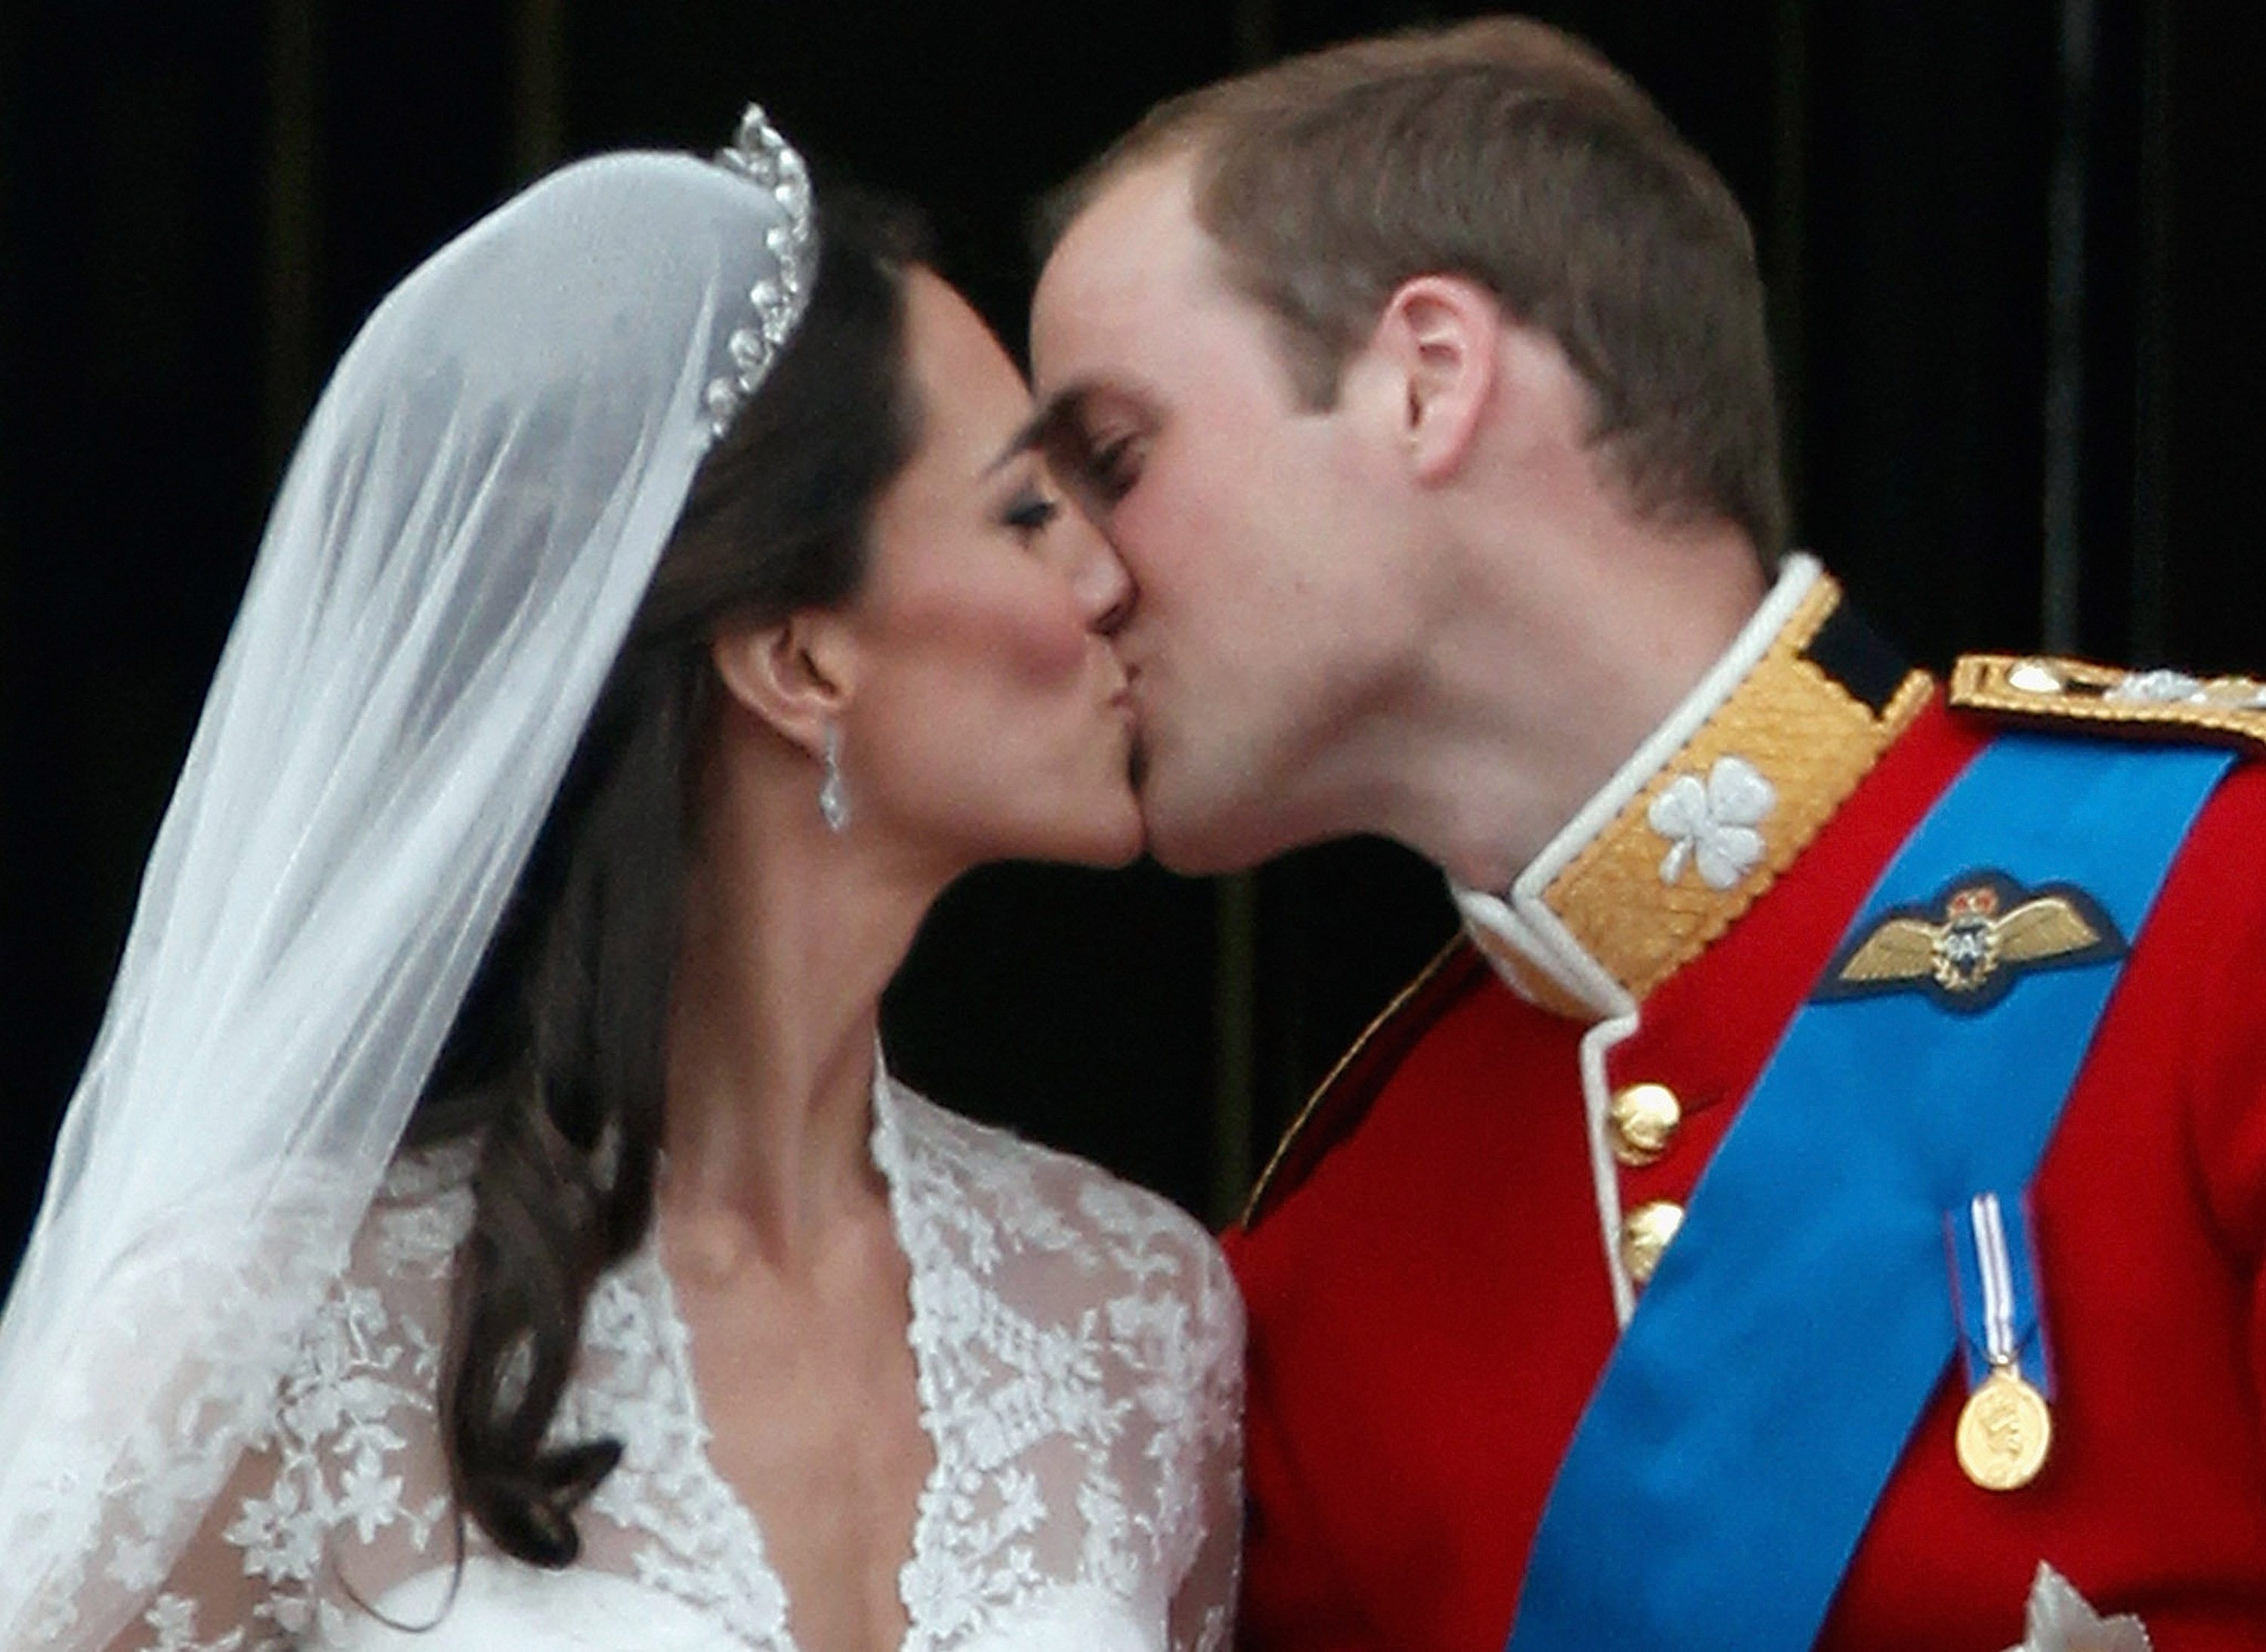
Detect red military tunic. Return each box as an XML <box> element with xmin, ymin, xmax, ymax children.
<box><xmin>1225</xmin><ymin>560</ymin><xmax>2266</xmax><ymax>1650</ymax></box>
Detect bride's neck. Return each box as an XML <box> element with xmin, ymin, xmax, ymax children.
<box><xmin>659</xmin><ymin>759</ymin><xmax>942</xmax><ymax>1271</ymax></box>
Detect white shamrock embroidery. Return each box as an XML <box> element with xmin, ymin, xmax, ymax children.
<box><xmin>1647</xmin><ymin>755</ymin><xmax>1776</xmax><ymax>891</ymax></box>
<box><xmin>2107</xmin><ymin>669</ymin><xmax>2207</xmax><ymax>705</ymax></box>
<box><xmin>2107</xmin><ymin>668</ymin><xmax>2266</xmax><ymax>710</ymax></box>
<box><xmin>2103</xmin><ymin>662</ymin><xmax>2266</xmax><ymax>707</ymax></box>
<box><xmin>2001</xmin><ymin>1562</ymin><xmax>2151</xmax><ymax>1652</ymax></box>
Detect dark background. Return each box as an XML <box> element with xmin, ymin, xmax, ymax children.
<box><xmin>5</xmin><ymin>1</ymin><xmax>2261</xmax><ymax>1278</ymax></box>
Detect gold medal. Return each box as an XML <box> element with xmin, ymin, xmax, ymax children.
<box><xmin>1956</xmin><ymin>1361</ymin><xmax>2052</xmax><ymax>1490</ymax></box>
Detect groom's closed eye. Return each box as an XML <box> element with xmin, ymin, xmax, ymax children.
<box><xmin>1017</xmin><ymin>388</ymin><xmax>1153</xmax><ymax>522</ymax></box>
<box><xmin>1076</xmin><ymin>431</ymin><xmax>1144</xmax><ymax>505</ymax></box>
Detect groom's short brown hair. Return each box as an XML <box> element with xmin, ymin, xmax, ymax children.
<box><xmin>1039</xmin><ymin>17</ymin><xmax>1786</xmax><ymax>562</ymax></box>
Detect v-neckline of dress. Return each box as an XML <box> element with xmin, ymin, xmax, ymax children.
<box><xmin>634</xmin><ymin>1061</ymin><xmax>952</xmax><ymax>1652</ymax></box>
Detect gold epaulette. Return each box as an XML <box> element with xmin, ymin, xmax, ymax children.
<box><xmin>1950</xmin><ymin>655</ymin><xmax>2266</xmax><ymax>756</ymax></box>
<box><xmin>1239</xmin><ymin>940</ymin><xmax>1483</xmax><ymax>1231</ymax></box>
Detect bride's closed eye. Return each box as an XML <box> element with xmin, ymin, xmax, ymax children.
<box><xmin>999</xmin><ymin>486</ymin><xmax>1063</xmax><ymax>539</ymax></box>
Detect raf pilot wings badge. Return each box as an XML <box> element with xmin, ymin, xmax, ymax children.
<box><xmin>1814</xmin><ymin>868</ymin><xmax>2127</xmax><ymax>1013</ymax></box>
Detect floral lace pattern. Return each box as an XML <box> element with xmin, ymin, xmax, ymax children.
<box><xmin>0</xmin><ymin>1172</ymin><xmax>378</xmax><ymax>1652</ymax></box>
<box><xmin>110</xmin><ymin>1070</ymin><xmax>1241</xmax><ymax>1652</ymax></box>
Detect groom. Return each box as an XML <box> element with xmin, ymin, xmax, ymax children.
<box><xmin>1030</xmin><ymin>16</ymin><xmax>2266</xmax><ymax>1652</ymax></box>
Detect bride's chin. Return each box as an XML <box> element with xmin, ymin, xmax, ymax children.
<box><xmin>1062</xmin><ymin>783</ymin><xmax>1147</xmax><ymax>869</ymax></box>
<box><xmin>1059</xmin><ymin>793</ymin><xmax>1147</xmax><ymax>869</ymax></box>
<box><xmin>1098</xmin><ymin>802</ymin><xmax>1147</xmax><ymax>867</ymax></box>
<box><xmin>1054</xmin><ymin>731</ymin><xmax>1145</xmax><ymax>866</ymax></box>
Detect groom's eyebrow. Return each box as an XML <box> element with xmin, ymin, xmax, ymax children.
<box><xmin>997</xmin><ymin>386</ymin><xmax>1094</xmax><ymax>471</ymax></box>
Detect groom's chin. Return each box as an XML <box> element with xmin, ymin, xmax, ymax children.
<box><xmin>1136</xmin><ymin>792</ymin><xmax>1265</xmax><ymax>879</ymax></box>
<box><xmin>1127</xmin><ymin>737</ymin><xmax>1277</xmax><ymax>875</ymax></box>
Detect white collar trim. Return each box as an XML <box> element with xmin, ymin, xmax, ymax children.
<box><xmin>1453</xmin><ymin>552</ymin><xmax>1823</xmax><ymax>1020</ymax></box>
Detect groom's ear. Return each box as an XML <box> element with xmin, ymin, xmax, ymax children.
<box><xmin>709</xmin><ymin>610</ymin><xmax>856</xmax><ymax>755</ymax></box>
<box><xmin>1371</xmin><ymin>274</ymin><xmax>1501</xmax><ymax>484</ymax></box>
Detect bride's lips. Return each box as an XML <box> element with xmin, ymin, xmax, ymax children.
<box><xmin>1102</xmin><ymin>656</ymin><xmax>1137</xmax><ymax>715</ymax></box>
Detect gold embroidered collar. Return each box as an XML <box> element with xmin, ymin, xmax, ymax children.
<box><xmin>1456</xmin><ymin>555</ymin><xmax>1931</xmax><ymax>1021</ymax></box>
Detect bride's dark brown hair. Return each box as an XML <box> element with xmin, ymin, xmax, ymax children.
<box><xmin>405</xmin><ymin>190</ymin><xmax>928</xmax><ymax>1568</ymax></box>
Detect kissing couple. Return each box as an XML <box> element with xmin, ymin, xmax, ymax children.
<box><xmin>5</xmin><ymin>16</ymin><xmax>2259</xmax><ymax>1652</ymax></box>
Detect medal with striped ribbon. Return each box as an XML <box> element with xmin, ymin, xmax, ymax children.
<box><xmin>1948</xmin><ymin>1190</ymin><xmax>2054</xmax><ymax>1490</ymax></box>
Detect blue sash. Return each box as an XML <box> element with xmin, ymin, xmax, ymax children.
<box><xmin>1507</xmin><ymin>734</ymin><xmax>2231</xmax><ymax>1652</ymax></box>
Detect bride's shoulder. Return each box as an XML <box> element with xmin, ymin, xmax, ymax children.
<box><xmin>272</xmin><ymin>1139</ymin><xmax>474</xmax><ymax>1389</ymax></box>
<box><xmin>355</xmin><ymin>1136</ymin><xmax>479</xmax><ymax>1277</ymax></box>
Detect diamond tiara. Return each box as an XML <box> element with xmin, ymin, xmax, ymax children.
<box><xmin>702</xmin><ymin>103</ymin><xmax>818</xmax><ymax>443</ymax></box>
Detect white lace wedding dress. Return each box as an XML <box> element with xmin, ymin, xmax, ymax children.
<box><xmin>94</xmin><ymin>1070</ymin><xmax>1243</xmax><ymax>1652</ymax></box>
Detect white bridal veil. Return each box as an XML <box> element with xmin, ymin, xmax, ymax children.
<box><xmin>0</xmin><ymin>111</ymin><xmax>815</xmax><ymax>1649</ymax></box>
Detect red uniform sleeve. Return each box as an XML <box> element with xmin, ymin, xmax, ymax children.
<box><xmin>2175</xmin><ymin>764</ymin><xmax>2266</xmax><ymax>1444</ymax></box>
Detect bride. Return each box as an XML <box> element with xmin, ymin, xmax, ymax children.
<box><xmin>0</xmin><ymin>111</ymin><xmax>1239</xmax><ymax>1652</ymax></box>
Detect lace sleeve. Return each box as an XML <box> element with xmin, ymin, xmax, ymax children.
<box><xmin>85</xmin><ymin>1163</ymin><xmax>470</xmax><ymax>1652</ymax></box>
<box><xmin>1168</xmin><ymin>1234</ymin><xmax>1245</xmax><ymax>1652</ymax></box>
<box><xmin>101</xmin><ymin>1439</ymin><xmax>293</xmax><ymax>1652</ymax></box>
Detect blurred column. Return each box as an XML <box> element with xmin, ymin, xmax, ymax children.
<box><xmin>1770</xmin><ymin>0</ymin><xmax>1810</xmax><ymax>536</ymax></box>
<box><xmin>1212</xmin><ymin>869</ymin><xmax>1258</xmax><ymax>1225</ymax></box>
<box><xmin>514</xmin><ymin>0</ymin><xmax>567</xmax><ymax>181</ymax></box>
<box><xmin>2126</xmin><ymin>0</ymin><xmax>2171</xmax><ymax>662</ymax></box>
<box><xmin>264</xmin><ymin>0</ymin><xmax>321</xmax><ymax>480</ymax></box>
<box><xmin>0</xmin><ymin>0</ymin><xmax>17</xmax><ymax>1040</ymax></box>
<box><xmin>1233</xmin><ymin>0</ymin><xmax>1276</xmax><ymax>71</ymax></box>
<box><xmin>2040</xmin><ymin>0</ymin><xmax>2096</xmax><ymax>653</ymax></box>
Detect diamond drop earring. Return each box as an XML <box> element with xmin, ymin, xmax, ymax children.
<box><xmin>818</xmin><ymin>723</ymin><xmax>851</xmax><ymax>834</ymax></box>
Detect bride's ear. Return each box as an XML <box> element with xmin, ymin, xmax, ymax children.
<box><xmin>709</xmin><ymin>611</ymin><xmax>855</xmax><ymax>755</ymax></box>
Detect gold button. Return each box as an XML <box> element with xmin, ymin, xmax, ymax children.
<box><xmin>1608</xmin><ymin>1082</ymin><xmax>1683</xmax><ymax>1167</ymax></box>
<box><xmin>1620</xmin><ymin>1200</ymin><xmax>1685</xmax><ymax>1286</ymax></box>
